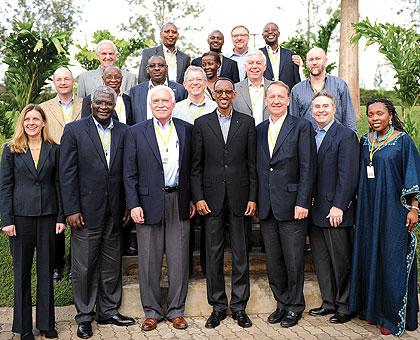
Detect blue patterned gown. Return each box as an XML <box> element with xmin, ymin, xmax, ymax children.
<box><xmin>349</xmin><ymin>132</ymin><xmax>420</xmax><ymax>336</ymax></box>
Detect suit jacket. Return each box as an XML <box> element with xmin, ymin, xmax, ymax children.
<box><xmin>59</xmin><ymin>116</ymin><xmax>128</xmax><ymax>228</ymax></box>
<box><xmin>138</xmin><ymin>44</ymin><xmax>191</xmax><ymax>84</ymax></box>
<box><xmin>260</xmin><ymin>46</ymin><xmax>301</xmax><ymax>90</ymax></box>
<box><xmin>256</xmin><ymin>114</ymin><xmax>316</xmax><ymax>221</ymax></box>
<box><xmin>40</xmin><ymin>96</ymin><xmax>82</xmax><ymax>144</ymax></box>
<box><xmin>77</xmin><ymin>68</ymin><xmax>137</xmax><ymax>97</ymax></box>
<box><xmin>81</xmin><ymin>93</ymin><xmax>134</xmax><ymax>126</ymax></box>
<box><xmin>0</xmin><ymin>143</ymin><xmax>64</xmax><ymax>227</ymax></box>
<box><xmin>311</xmin><ymin>121</ymin><xmax>360</xmax><ymax>228</ymax></box>
<box><xmin>232</xmin><ymin>78</ymin><xmax>272</xmax><ymax>121</ymax></box>
<box><xmin>191</xmin><ymin>55</ymin><xmax>240</xmax><ymax>83</ymax></box>
<box><xmin>191</xmin><ymin>110</ymin><xmax>257</xmax><ymax>216</ymax></box>
<box><xmin>129</xmin><ymin>81</ymin><xmax>187</xmax><ymax>124</ymax></box>
<box><xmin>124</xmin><ymin>118</ymin><xmax>192</xmax><ymax>225</ymax></box>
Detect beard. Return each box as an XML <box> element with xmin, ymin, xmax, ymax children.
<box><xmin>309</xmin><ymin>66</ymin><xmax>325</xmax><ymax>76</ymax></box>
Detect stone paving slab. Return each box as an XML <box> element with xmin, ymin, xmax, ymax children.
<box><xmin>1</xmin><ymin>313</ymin><xmax>419</xmax><ymax>339</ymax></box>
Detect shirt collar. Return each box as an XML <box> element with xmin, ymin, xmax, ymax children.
<box><xmin>217</xmin><ymin>109</ymin><xmax>233</xmax><ymax>118</ymax></box>
<box><xmin>316</xmin><ymin>119</ymin><xmax>334</xmax><ymax>133</ymax></box>
<box><xmin>188</xmin><ymin>97</ymin><xmax>206</xmax><ymax>107</ymax></box>
<box><xmin>163</xmin><ymin>45</ymin><xmax>177</xmax><ymax>54</ymax></box>
<box><xmin>92</xmin><ymin>116</ymin><xmax>114</xmax><ymax>131</ymax></box>
<box><xmin>266</xmin><ymin>45</ymin><xmax>280</xmax><ymax>54</ymax></box>
<box><xmin>269</xmin><ymin>113</ymin><xmax>287</xmax><ymax>125</ymax></box>
<box><xmin>153</xmin><ymin>117</ymin><xmax>173</xmax><ymax>128</ymax></box>
<box><xmin>58</xmin><ymin>96</ymin><xmax>74</xmax><ymax>106</ymax></box>
<box><xmin>149</xmin><ymin>79</ymin><xmax>168</xmax><ymax>89</ymax></box>
<box><xmin>230</xmin><ymin>49</ymin><xmax>248</xmax><ymax>57</ymax></box>
<box><xmin>248</xmin><ymin>79</ymin><xmax>264</xmax><ymax>88</ymax></box>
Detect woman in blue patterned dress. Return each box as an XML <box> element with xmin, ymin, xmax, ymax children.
<box><xmin>349</xmin><ymin>99</ymin><xmax>420</xmax><ymax>336</ymax></box>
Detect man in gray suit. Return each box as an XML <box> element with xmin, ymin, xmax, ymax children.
<box><xmin>232</xmin><ymin>50</ymin><xmax>272</xmax><ymax>126</ymax></box>
<box><xmin>138</xmin><ymin>22</ymin><xmax>191</xmax><ymax>84</ymax></box>
<box><xmin>77</xmin><ymin>40</ymin><xmax>137</xmax><ymax>97</ymax></box>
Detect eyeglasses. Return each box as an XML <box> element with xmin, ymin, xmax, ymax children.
<box><xmin>232</xmin><ymin>33</ymin><xmax>249</xmax><ymax>39</ymax></box>
<box><xmin>147</xmin><ymin>63</ymin><xmax>167</xmax><ymax>68</ymax></box>
<box><xmin>185</xmin><ymin>77</ymin><xmax>205</xmax><ymax>83</ymax></box>
<box><xmin>214</xmin><ymin>89</ymin><xmax>235</xmax><ymax>96</ymax></box>
<box><xmin>103</xmin><ymin>75</ymin><xmax>122</xmax><ymax>81</ymax></box>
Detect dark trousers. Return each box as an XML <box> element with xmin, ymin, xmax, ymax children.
<box><xmin>205</xmin><ymin>197</ymin><xmax>250</xmax><ymax>313</ymax></box>
<box><xmin>260</xmin><ymin>211</ymin><xmax>307</xmax><ymax>313</ymax></box>
<box><xmin>136</xmin><ymin>192</ymin><xmax>190</xmax><ymax>319</ymax></box>
<box><xmin>71</xmin><ymin>216</ymin><xmax>122</xmax><ymax>324</ymax></box>
<box><xmin>310</xmin><ymin>224</ymin><xmax>353</xmax><ymax>314</ymax></box>
<box><xmin>53</xmin><ymin>231</ymin><xmax>65</xmax><ymax>270</ymax></box>
<box><xmin>10</xmin><ymin>215</ymin><xmax>56</xmax><ymax>334</ymax></box>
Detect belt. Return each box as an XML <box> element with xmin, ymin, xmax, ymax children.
<box><xmin>163</xmin><ymin>186</ymin><xmax>178</xmax><ymax>193</ymax></box>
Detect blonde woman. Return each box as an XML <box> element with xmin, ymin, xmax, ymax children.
<box><xmin>0</xmin><ymin>104</ymin><xmax>65</xmax><ymax>340</ymax></box>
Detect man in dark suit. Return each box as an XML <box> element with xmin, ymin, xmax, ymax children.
<box><xmin>191</xmin><ymin>78</ymin><xmax>257</xmax><ymax>329</ymax></box>
<box><xmin>308</xmin><ymin>91</ymin><xmax>359</xmax><ymax>324</ymax></box>
<box><xmin>124</xmin><ymin>85</ymin><xmax>194</xmax><ymax>331</ymax></box>
<box><xmin>191</xmin><ymin>30</ymin><xmax>240</xmax><ymax>83</ymax></box>
<box><xmin>130</xmin><ymin>55</ymin><xmax>187</xmax><ymax>124</ymax></box>
<box><xmin>60</xmin><ymin>86</ymin><xmax>135</xmax><ymax>339</ymax></box>
<box><xmin>81</xmin><ymin>66</ymin><xmax>133</xmax><ymax>126</ymax></box>
<box><xmin>138</xmin><ymin>22</ymin><xmax>191</xmax><ymax>84</ymax></box>
<box><xmin>256</xmin><ymin>81</ymin><xmax>316</xmax><ymax>328</ymax></box>
<box><xmin>259</xmin><ymin>22</ymin><xmax>301</xmax><ymax>90</ymax></box>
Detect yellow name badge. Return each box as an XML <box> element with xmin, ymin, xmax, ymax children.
<box><xmin>367</xmin><ymin>165</ymin><xmax>375</xmax><ymax>179</ymax></box>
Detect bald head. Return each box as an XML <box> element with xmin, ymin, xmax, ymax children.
<box><xmin>306</xmin><ymin>47</ymin><xmax>327</xmax><ymax>77</ymax></box>
<box><xmin>52</xmin><ymin>67</ymin><xmax>74</xmax><ymax>98</ymax></box>
<box><xmin>208</xmin><ymin>30</ymin><xmax>224</xmax><ymax>52</ymax></box>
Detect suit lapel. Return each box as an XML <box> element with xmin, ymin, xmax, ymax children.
<box><xmin>279</xmin><ymin>48</ymin><xmax>287</xmax><ymax>78</ymax></box>
<box><xmin>144</xmin><ymin>119</ymin><xmax>163</xmax><ymax>166</ymax></box>
<box><xmin>176</xmin><ymin>52</ymin><xmax>183</xmax><ymax>83</ymax></box>
<box><xmin>21</xmin><ymin>149</ymin><xmax>38</xmax><ymax>178</ymax></box>
<box><xmin>51</xmin><ymin>97</ymin><xmax>65</xmax><ymax>127</ymax></box>
<box><xmin>140</xmin><ymin>84</ymin><xmax>148</xmax><ymax>121</ymax></box>
<box><xmin>260</xmin><ymin>120</ymin><xmax>270</xmax><ymax>160</ymax></box>
<box><xmin>271</xmin><ymin>114</ymin><xmax>295</xmax><ymax>158</ymax></box>
<box><xmin>262</xmin><ymin>47</ymin><xmax>274</xmax><ymax>80</ymax></box>
<box><xmin>239</xmin><ymin>81</ymin><xmax>252</xmax><ymax>111</ymax></box>
<box><xmin>86</xmin><ymin>117</ymin><xmax>108</xmax><ymax>169</ymax></box>
<box><xmin>206</xmin><ymin>112</ymin><xmax>225</xmax><ymax>146</ymax></box>
<box><xmin>71</xmin><ymin>97</ymin><xmax>82</xmax><ymax>121</ymax></box>
<box><xmin>226</xmin><ymin>111</ymin><xmax>242</xmax><ymax>148</ymax></box>
<box><xmin>174</xmin><ymin>119</ymin><xmax>185</xmax><ymax>167</ymax></box>
<box><xmin>317</xmin><ymin>121</ymin><xmax>337</xmax><ymax>164</ymax></box>
<box><xmin>108</xmin><ymin>120</ymin><xmax>120</xmax><ymax>169</ymax></box>
<box><xmin>36</xmin><ymin>142</ymin><xmax>52</xmax><ymax>173</ymax></box>
<box><xmin>263</xmin><ymin>78</ymin><xmax>271</xmax><ymax>121</ymax></box>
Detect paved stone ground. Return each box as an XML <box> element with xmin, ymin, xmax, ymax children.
<box><xmin>1</xmin><ymin>313</ymin><xmax>419</xmax><ymax>339</ymax></box>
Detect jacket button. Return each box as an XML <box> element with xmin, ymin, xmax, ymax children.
<box><xmin>162</xmin><ymin>188</ymin><xmax>165</xmax><ymax>191</ymax></box>
<box><xmin>224</xmin><ymin>165</ymin><xmax>228</xmax><ymax>168</ymax></box>
<box><xmin>270</xmin><ymin>168</ymin><xmax>273</xmax><ymax>171</ymax></box>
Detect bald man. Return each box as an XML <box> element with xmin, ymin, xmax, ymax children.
<box><xmin>191</xmin><ymin>30</ymin><xmax>240</xmax><ymax>83</ymax></box>
<box><xmin>138</xmin><ymin>23</ymin><xmax>191</xmax><ymax>84</ymax></box>
<box><xmin>289</xmin><ymin>47</ymin><xmax>356</xmax><ymax>132</ymax></box>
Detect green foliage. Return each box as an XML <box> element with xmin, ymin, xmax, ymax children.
<box><xmin>0</xmin><ymin>21</ymin><xmax>70</xmax><ymax>138</ymax></box>
<box><xmin>75</xmin><ymin>30</ymin><xmax>148</xmax><ymax>71</ymax></box>
<box><xmin>359</xmin><ymin>88</ymin><xmax>401</xmax><ymax>106</ymax></box>
<box><xmin>352</xmin><ymin>19</ymin><xmax>420</xmax><ymax>117</ymax></box>
<box><xmin>283</xmin><ymin>10</ymin><xmax>340</xmax><ymax>76</ymax></box>
<box><xmin>121</xmin><ymin>0</ymin><xmax>204</xmax><ymax>55</ymax></box>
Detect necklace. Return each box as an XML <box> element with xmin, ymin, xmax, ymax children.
<box><xmin>374</xmin><ymin>125</ymin><xmax>394</xmax><ymax>143</ymax></box>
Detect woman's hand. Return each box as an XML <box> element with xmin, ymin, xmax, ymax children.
<box><xmin>406</xmin><ymin>208</ymin><xmax>419</xmax><ymax>232</ymax></box>
<box><xmin>2</xmin><ymin>225</ymin><xmax>16</xmax><ymax>237</ymax></box>
<box><xmin>56</xmin><ymin>223</ymin><xmax>66</xmax><ymax>234</ymax></box>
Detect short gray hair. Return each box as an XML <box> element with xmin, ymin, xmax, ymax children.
<box><xmin>92</xmin><ymin>85</ymin><xmax>117</xmax><ymax>104</ymax></box>
<box><xmin>265</xmin><ymin>81</ymin><xmax>290</xmax><ymax>96</ymax></box>
<box><xmin>148</xmin><ymin>85</ymin><xmax>176</xmax><ymax>105</ymax></box>
<box><xmin>311</xmin><ymin>90</ymin><xmax>336</xmax><ymax>106</ymax></box>
<box><xmin>96</xmin><ymin>40</ymin><xmax>118</xmax><ymax>55</ymax></box>
<box><xmin>246</xmin><ymin>49</ymin><xmax>267</xmax><ymax>65</ymax></box>
<box><xmin>184</xmin><ymin>66</ymin><xmax>207</xmax><ymax>82</ymax></box>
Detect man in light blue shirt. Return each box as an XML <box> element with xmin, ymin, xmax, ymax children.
<box><xmin>227</xmin><ymin>25</ymin><xmax>250</xmax><ymax>81</ymax></box>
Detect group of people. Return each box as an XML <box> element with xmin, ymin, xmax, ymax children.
<box><xmin>0</xmin><ymin>21</ymin><xmax>419</xmax><ymax>340</ymax></box>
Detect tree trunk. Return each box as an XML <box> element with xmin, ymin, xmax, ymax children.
<box><xmin>339</xmin><ymin>0</ymin><xmax>360</xmax><ymax>119</ymax></box>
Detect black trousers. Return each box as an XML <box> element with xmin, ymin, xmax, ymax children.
<box><xmin>71</xmin><ymin>215</ymin><xmax>123</xmax><ymax>324</ymax></box>
<box><xmin>260</xmin><ymin>211</ymin><xmax>307</xmax><ymax>313</ymax></box>
<box><xmin>53</xmin><ymin>231</ymin><xmax>65</xmax><ymax>270</ymax></box>
<box><xmin>10</xmin><ymin>215</ymin><xmax>56</xmax><ymax>334</ymax></box>
<box><xmin>205</xmin><ymin>196</ymin><xmax>250</xmax><ymax>313</ymax></box>
<box><xmin>310</xmin><ymin>224</ymin><xmax>353</xmax><ymax>314</ymax></box>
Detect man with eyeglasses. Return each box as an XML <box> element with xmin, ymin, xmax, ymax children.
<box><xmin>191</xmin><ymin>78</ymin><xmax>257</xmax><ymax>329</ymax></box>
<box><xmin>130</xmin><ymin>55</ymin><xmax>187</xmax><ymax>124</ymax></box>
<box><xmin>227</xmin><ymin>25</ymin><xmax>251</xmax><ymax>81</ymax></box>
<box><xmin>138</xmin><ymin>23</ymin><xmax>191</xmax><ymax>84</ymax></box>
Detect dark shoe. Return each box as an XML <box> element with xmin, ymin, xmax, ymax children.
<box><xmin>232</xmin><ymin>310</ymin><xmax>252</xmax><ymax>328</ymax></box>
<box><xmin>281</xmin><ymin>311</ymin><xmax>302</xmax><ymax>328</ymax></box>
<box><xmin>329</xmin><ymin>313</ymin><xmax>352</xmax><ymax>324</ymax></box>
<box><xmin>53</xmin><ymin>269</ymin><xmax>62</xmax><ymax>283</ymax></box>
<box><xmin>205</xmin><ymin>310</ymin><xmax>227</xmax><ymax>328</ymax></box>
<box><xmin>267</xmin><ymin>308</ymin><xmax>286</xmax><ymax>324</ymax></box>
<box><xmin>309</xmin><ymin>306</ymin><xmax>335</xmax><ymax>317</ymax></box>
<box><xmin>142</xmin><ymin>318</ymin><xmax>158</xmax><ymax>331</ymax></box>
<box><xmin>20</xmin><ymin>332</ymin><xmax>34</xmax><ymax>340</ymax></box>
<box><xmin>97</xmin><ymin>313</ymin><xmax>135</xmax><ymax>326</ymax></box>
<box><xmin>40</xmin><ymin>328</ymin><xmax>58</xmax><ymax>338</ymax></box>
<box><xmin>77</xmin><ymin>321</ymin><xmax>93</xmax><ymax>339</ymax></box>
<box><xmin>170</xmin><ymin>316</ymin><xmax>188</xmax><ymax>329</ymax></box>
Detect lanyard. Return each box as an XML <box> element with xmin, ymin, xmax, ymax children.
<box><xmin>185</xmin><ymin>100</ymin><xmax>205</xmax><ymax>121</ymax></box>
<box><xmin>98</xmin><ymin>130</ymin><xmax>111</xmax><ymax>155</ymax></box>
<box><xmin>163</xmin><ymin>49</ymin><xmax>177</xmax><ymax>70</ymax></box>
<box><xmin>268</xmin><ymin>49</ymin><xmax>280</xmax><ymax>76</ymax></box>
<box><xmin>310</xmin><ymin>81</ymin><xmax>324</xmax><ymax>94</ymax></box>
<box><xmin>154</xmin><ymin>120</ymin><xmax>174</xmax><ymax>146</ymax></box>
<box><xmin>268</xmin><ymin>123</ymin><xmax>281</xmax><ymax>152</ymax></box>
<box><xmin>368</xmin><ymin>131</ymin><xmax>393</xmax><ymax>165</ymax></box>
<box><xmin>61</xmin><ymin>105</ymin><xmax>73</xmax><ymax>124</ymax></box>
<box><xmin>250</xmin><ymin>86</ymin><xmax>264</xmax><ymax>110</ymax></box>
